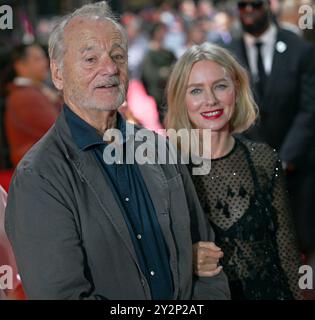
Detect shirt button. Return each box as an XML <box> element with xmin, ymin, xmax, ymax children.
<box><xmin>125</xmin><ymin>197</ymin><xmax>130</xmax><ymax>202</ymax></box>
<box><xmin>136</xmin><ymin>234</ymin><xmax>142</xmax><ymax>240</ymax></box>
<box><xmin>150</xmin><ymin>270</ymin><xmax>155</xmax><ymax>276</ymax></box>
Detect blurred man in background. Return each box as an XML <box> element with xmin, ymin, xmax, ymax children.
<box><xmin>229</xmin><ymin>0</ymin><xmax>315</xmax><ymax>264</ymax></box>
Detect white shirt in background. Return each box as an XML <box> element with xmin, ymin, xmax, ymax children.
<box><xmin>243</xmin><ymin>24</ymin><xmax>277</xmax><ymax>78</ymax></box>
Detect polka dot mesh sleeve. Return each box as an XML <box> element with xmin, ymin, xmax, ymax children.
<box><xmin>266</xmin><ymin>150</ymin><xmax>303</xmax><ymax>300</ymax></box>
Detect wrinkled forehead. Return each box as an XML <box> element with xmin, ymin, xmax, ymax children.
<box><xmin>64</xmin><ymin>16</ymin><xmax>125</xmax><ymax>48</ymax></box>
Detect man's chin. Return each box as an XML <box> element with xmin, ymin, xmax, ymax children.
<box><xmin>242</xmin><ymin>23</ymin><xmax>263</xmax><ymax>35</ymax></box>
<box><xmin>241</xmin><ymin>14</ymin><xmax>270</xmax><ymax>35</ymax></box>
<box><xmin>83</xmin><ymin>97</ymin><xmax>125</xmax><ymax>111</ymax></box>
<box><xmin>86</xmin><ymin>104</ymin><xmax>120</xmax><ymax>111</ymax></box>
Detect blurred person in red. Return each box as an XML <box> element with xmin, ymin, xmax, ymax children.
<box><xmin>4</xmin><ymin>43</ymin><xmax>62</xmax><ymax>167</ymax></box>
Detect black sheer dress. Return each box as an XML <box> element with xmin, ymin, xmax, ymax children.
<box><xmin>189</xmin><ymin>137</ymin><xmax>302</xmax><ymax>300</ymax></box>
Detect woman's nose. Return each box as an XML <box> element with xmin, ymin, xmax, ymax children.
<box><xmin>205</xmin><ymin>90</ymin><xmax>218</xmax><ymax>106</ymax></box>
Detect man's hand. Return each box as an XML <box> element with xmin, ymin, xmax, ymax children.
<box><xmin>193</xmin><ymin>241</ymin><xmax>223</xmax><ymax>277</ymax></box>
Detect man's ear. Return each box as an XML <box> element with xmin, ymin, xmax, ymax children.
<box><xmin>50</xmin><ymin>59</ymin><xmax>63</xmax><ymax>91</ymax></box>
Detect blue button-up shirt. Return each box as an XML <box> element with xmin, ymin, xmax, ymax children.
<box><xmin>64</xmin><ymin>105</ymin><xmax>173</xmax><ymax>299</ymax></box>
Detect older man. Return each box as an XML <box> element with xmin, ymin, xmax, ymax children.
<box><xmin>4</xmin><ymin>2</ymin><xmax>229</xmax><ymax>300</ymax></box>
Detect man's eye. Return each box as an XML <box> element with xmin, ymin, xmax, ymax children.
<box><xmin>190</xmin><ymin>88</ymin><xmax>202</xmax><ymax>95</ymax></box>
<box><xmin>85</xmin><ymin>57</ymin><xmax>96</xmax><ymax>63</ymax></box>
<box><xmin>112</xmin><ymin>54</ymin><xmax>125</xmax><ymax>62</ymax></box>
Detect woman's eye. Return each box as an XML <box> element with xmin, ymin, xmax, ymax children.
<box><xmin>215</xmin><ymin>84</ymin><xmax>228</xmax><ymax>90</ymax></box>
<box><xmin>190</xmin><ymin>88</ymin><xmax>202</xmax><ymax>95</ymax></box>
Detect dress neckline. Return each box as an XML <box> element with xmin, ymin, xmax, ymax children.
<box><xmin>211</xmin><ymin>137</ymin><xmax>238</xmax><ymax>162</ymax></box>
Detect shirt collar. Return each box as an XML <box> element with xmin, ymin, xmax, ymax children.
<box><xmin>64</xmin><ymin>104</ymin><xmax>130</xmax><ymax>151</ymax></box>
<box><xmin>244</xmin><ymin>23</ymin><xmax>277</xmax><ymax>47</ymax></box>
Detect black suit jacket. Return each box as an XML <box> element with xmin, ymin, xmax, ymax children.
<box><xmin>229</xmin><ymin>28</ymin><xmax>315</xmax><ymax>167</ymax></box>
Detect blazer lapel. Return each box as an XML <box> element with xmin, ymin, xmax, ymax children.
<box><xmin>73</xmin><ymin>151</ymin><xmax>140</xmax><ymax>263</ymax></box>
<box><xmin>54</xmin><ymin>111</ymin><xmax>137</xmax><ymax>261</ymax></box>
<box><xmin>134</xmin><ymin>135</ymin><xmax>180</xmax><ymax>298</ymax></box>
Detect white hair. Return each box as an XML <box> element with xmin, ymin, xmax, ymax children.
<box><xmin>48</xmin><ymin>1</ymin><xmax>127</xmax><ymax>67</ymax></box>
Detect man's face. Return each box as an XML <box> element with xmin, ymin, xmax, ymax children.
<box><xmin>238</xmin><ymin>0</ymin><xmax>270</xmax><ymax>35</ymax></box>
<box><xmin>58</xmin><ymin>17</ymin><xmax>128</xmax><ymax>112</ymax></box>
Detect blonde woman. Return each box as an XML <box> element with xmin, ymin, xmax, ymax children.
<box><xmin>165</xmin><ymin>43</ymin><xmax>302</xmax><ymax>299</ymax></box>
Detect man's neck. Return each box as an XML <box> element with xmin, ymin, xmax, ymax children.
<box><xmin>65</xmin><ymin>100</ymin><xmax>117</xmax><ymax>135</ymax></box>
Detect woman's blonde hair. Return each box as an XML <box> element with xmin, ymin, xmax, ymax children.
<box><xmin>164</xmin><ymin>42</ymin><xmax>258</xmax><ymax>134</ymax></box>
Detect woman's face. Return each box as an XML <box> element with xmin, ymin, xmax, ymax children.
<box><xmin>185</xmin><ymin>60</ymin><xmax>236</xmax><ymax>132</ymax></box>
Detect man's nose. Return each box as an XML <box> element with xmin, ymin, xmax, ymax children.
<box><xmin>99</xmin><ymin>55</ymin><xmax>118</xmax><ymax>76</ymax></box>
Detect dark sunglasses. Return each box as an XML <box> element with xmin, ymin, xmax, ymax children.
<box><xmin>237</xmin><ymin>1</ymin><xmax>265</xmax><ymax>10</ymax></box>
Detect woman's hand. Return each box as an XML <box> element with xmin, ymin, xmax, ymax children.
<box><xmin>193</xmin><ymin>241</ymin><xmax>224</xmax><ymax>277</ymax></box>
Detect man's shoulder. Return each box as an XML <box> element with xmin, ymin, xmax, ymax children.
<box><xmin>277</xmin><ymin>28</ymin><xmax>314</xmax><ymax>51</ymax></box>
<box><xmin>16</xmin><ymin>119</ymin><xmax>69</xmax><ymax>178</ymax></box>
<box><xmin>229</xmin><ymin>28</ymin><xmax>314</xmax><ymax>50</ymax></box>
<box><xmin>131</xmin><ymin>124</ymin><xmax>183</xmax><ymax>178</ymax></box>
<box><xmin>228</xmin><ymin>36</ymin><xmax>243</xmax><ymax>49</ymax></box>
